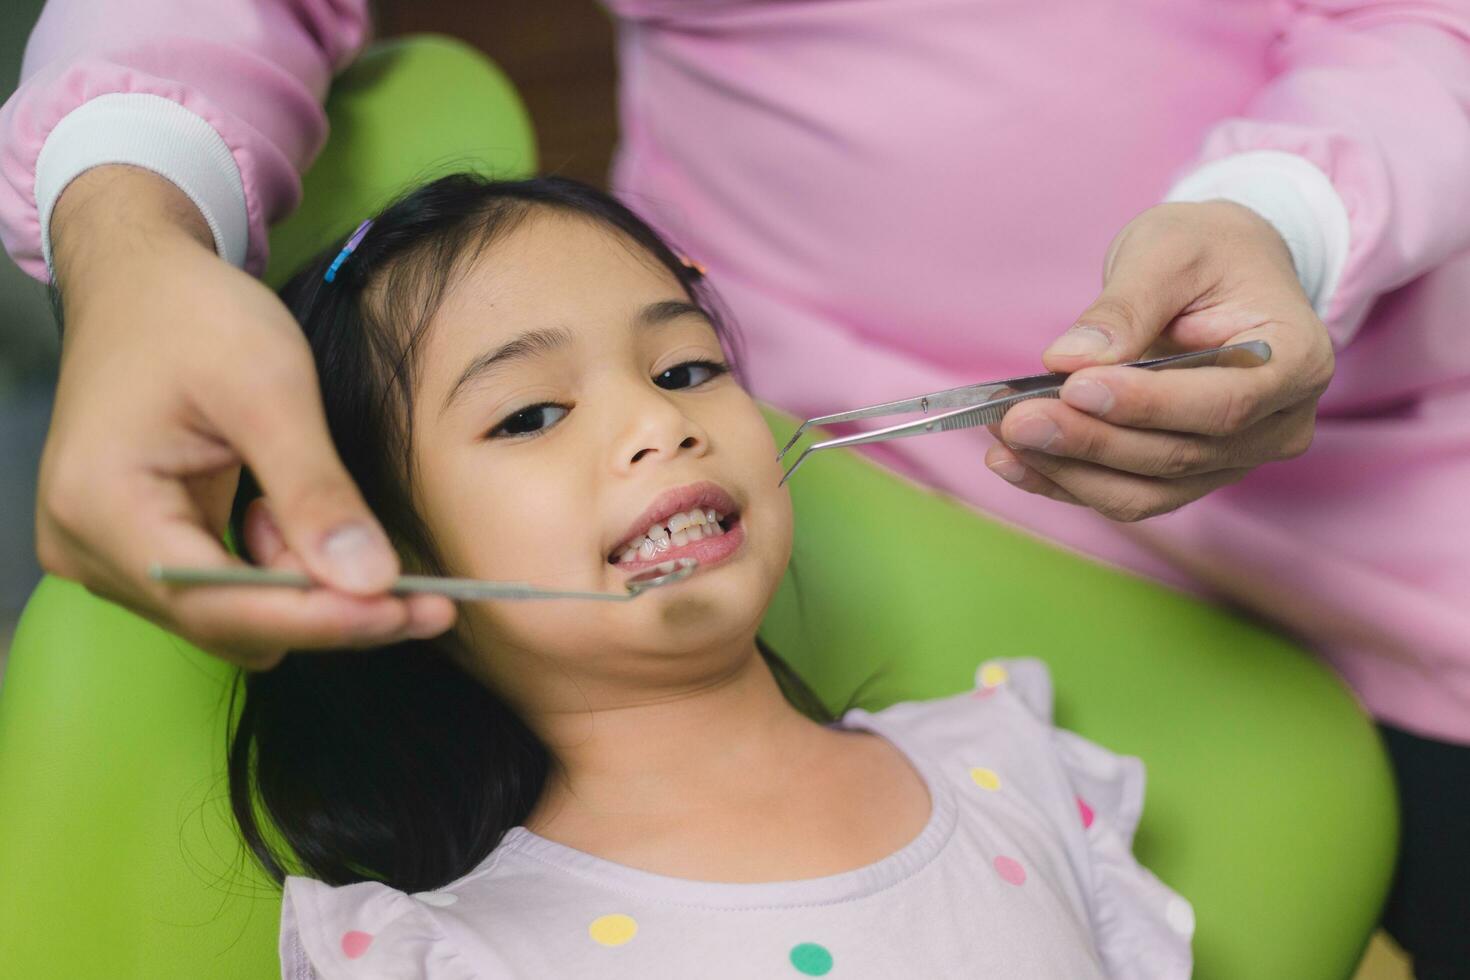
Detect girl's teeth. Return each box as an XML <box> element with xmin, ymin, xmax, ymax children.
<box><xmin>617</xmin><ymin>509</ymin><xmax>731</xmax><ymax>563</ymax></box>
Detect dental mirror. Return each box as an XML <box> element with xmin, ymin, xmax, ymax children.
<box><xmin>149</xmin><ymin>557</ymin><xmax>698</xmax><ymax>603</ymax></box>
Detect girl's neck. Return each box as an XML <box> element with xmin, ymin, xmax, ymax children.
<box><xmin>521</xmin><ymin>641</ymin><xmax>836</xmax><ymax>832</ymax></box>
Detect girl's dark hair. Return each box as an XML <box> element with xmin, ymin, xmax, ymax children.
<box><xmin>226</xmin><ymin>174</ymin><xmax>840</xmax><ymax>893</ymax></box>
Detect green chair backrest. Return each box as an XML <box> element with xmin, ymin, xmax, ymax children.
<box><xmin>0</xmin><ymin>35</ymin><xmax>1395</xmax><ymax>980</ymax></box>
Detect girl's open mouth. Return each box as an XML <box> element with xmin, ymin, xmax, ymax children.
<box><xmin>608</xmin><ymin>509</ymin><xmax>744</xmax><ymax>573</ymax></box>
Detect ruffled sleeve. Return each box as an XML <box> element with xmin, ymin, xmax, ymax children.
<box><xmin>280</xmin><ymin>875</ymin><xmax>477</xmax><ymax>980</ymax></box>
<box><xmin>976</xmin><ymin>658</ymin><xmax>1194</xmax><ymax>980</ymax></box>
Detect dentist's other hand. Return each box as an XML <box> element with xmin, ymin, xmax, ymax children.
<box><xmin>986</xmin><ymin>201</ymin><xmax>1334</xmax><ymax>522</ymax></box>
<box><xmin>38</xmin><ymin>166</ymin><xmax>454</xmax><ymax>669</ymax></box>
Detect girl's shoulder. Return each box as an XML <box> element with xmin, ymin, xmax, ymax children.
<box><xmin>279</xmin><ymin>875</ymin><xmax>483</xmax><ymax>980</ymax></box>
<box><xmin>856</xmin><ymin>656</ymin><xmax>1058</xmax><ymax>730</ymax></box>
<box><xmin>846</xmin><ymin>657</ymin><xmax>1195</xmax><ymax>979</ymax></box>
<box><xmin>844</xmin><ymin>656</ymin><xmax>1067</xmax><ymax>781</ymax></box>
<box><xmin>848</xmin><ymin>656</ymin><xmax>1144</xmax><ymax>858</ymax></box>
<box><xmin>280</xmin><ymin>838</ymin><xmax>544</xmax><ymax>980</ymax></box>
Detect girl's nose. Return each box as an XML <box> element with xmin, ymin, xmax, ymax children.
<box><xmin>612</xmin><ymin>387</ymin><xmax>709</xmax><ymax>471</ymax></box>
<box><xmin>630</xmin><ymin>434</ymin><xmax>700</xmax><ymax>465</ymax></box>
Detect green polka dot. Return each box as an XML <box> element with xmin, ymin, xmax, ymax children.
<box><xmin>790</xmin><ymin>942</ymin><xmax>833</xmax><ymax>975</ymax></box>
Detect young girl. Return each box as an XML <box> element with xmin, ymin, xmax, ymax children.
<box><xmin>227</xmin><ymin>174</ymin><xmax>1193</xmax><ymax>978</ymax></box>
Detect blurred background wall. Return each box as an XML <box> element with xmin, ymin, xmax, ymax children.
<box><xmin>0</xmin><ymin>0</ymin><xmax>60</xmax><ymax>667</ymax></box>
<box><xmin>0</xmin><ymin>0</ymin><xmax>619</xmax><ymax>673</ymax></box>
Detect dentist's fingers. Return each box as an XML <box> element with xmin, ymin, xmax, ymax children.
<box><xmin>989</xmin><ymin>442</ymin><xmax>1252</xmax><ymax>523</ymax></box>
<box><xmin>1054</xmin><ymin>327</ymin><xmax>1331</xmax><ymax>438</ymax></box>
<box><xmin>125</xmin><ymin>479</ymin><xmax>412</xmax><ymax>669</ymax></box>
<box><xmin>984</xmin><ymin>444</ymin><xmax>1084</xmax><ymax>507</ymax></box>
<box><xmin>1041</xmin><ymin>200</ymin><xmax>1298</xmax><ymax>374</ymax></box>
<box><xmin>1039</xmin><ymin>203</ymin><xmax>1214</xmax><ymax>371</ymax></box>
<box><xmin>243</xmin><ymin>496</ymin><xmax>295</xmax><ymax>568</ymax></box>
<box><xmin>241</xmin><ymin>497</ymin><xmax>457</xmax><ymax>651</ymax></box>
<box><xmin>986</xmin><ymin>200</ymin><xmax>1334</xmax><ymax>521</ymax></box>
<box><xmin>200</xmin><ymin>298</ymin><xmax>401</xmax><ymax>596</ymax></box>
<box><xmin>995</xmin><ymin>397</ymin><xmax>1316</xmax><ymax>478</ymax></box>
<box><xmin>38</xmin><ymin>167</ymin><xmax>446</xmax><ymax>669</ymax></box>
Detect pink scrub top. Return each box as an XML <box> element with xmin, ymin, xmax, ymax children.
<box><xmin>4</xmin><ymin>0</ymin><xmax>1470</xmax><ymax>739</ymax></box>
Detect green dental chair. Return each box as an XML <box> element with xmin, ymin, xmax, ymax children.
<box><xmin>0</xmin><ymin>35</ymin><xmax>1395</xmax><ymax>980</ymax></box>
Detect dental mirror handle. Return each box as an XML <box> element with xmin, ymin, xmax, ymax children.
<box><xmin>148</xmin><ymin>558</ymin><xmax>696</xmax><ymax>602</ymax></box>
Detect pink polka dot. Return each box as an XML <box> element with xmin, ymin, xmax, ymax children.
<box><xmin>970</xmin><ymin>687</ymin><xmax>997</xmax><ymax>700</ymax></box>
<box><xmin>994</xmin><ymin>855</ymin><xmax>1027</xmax><ymax>886</ymax></box>
<box><xmin>1077</xmin><ymin>796</ymin><xmax>1095</xmax><ymax>829</ymax></box>
<box><xmin>341</xmin><ymin>931</ymin><xmax>374</xmax><ymax>959</ymax></box>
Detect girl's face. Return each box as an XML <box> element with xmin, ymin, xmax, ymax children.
<box><xmin>407</xmin><ymin>212</ymin><xmax>793</xmax><ymax>702</ymax></box>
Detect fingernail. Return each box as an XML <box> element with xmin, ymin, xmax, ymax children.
<box><xmin>1062</xmin><ymin>378</ymin><xmax>1114</xmax><ymax>416</ymax></box>
<box><xmin>1008</xmin><ymin>416</ymin><xmax>1060</xmax><ymax>451</ymax></box>
<box><xmin>987</xmin><ymin>458</ymin><xmax>1027</xmax><ymax>484</ymax></box>
<box><xmin>321</xmin><ymin>523</ymin><xmax>396</xmax><ymax>591</ymax></box>
<box><xmin>405</xmin><ymin>613</ymin><xmax>449</xmax><ymax>641</ymax></box>
<box><xmin>1045</xmin><ymin>325</ymin><xmax>1111</xmax><ymax>358</ymax></box>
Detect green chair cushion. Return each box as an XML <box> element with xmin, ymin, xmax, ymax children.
<box><xmin>759</xmin><ymin>406</ymin><xmax>1396</xmax><ymax>980</ymax></box>
<box><xmin>0</xmin><ymin>34</ymin><xmax>1394</xmax><ymax>980</ymax></box>
<box><xmin>264</xmin><ymin>34</ymin><xmax>535</xmax><ymax>288</ymax></box>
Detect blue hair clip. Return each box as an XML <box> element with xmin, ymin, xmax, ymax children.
<box><xmin>323</xmin><ymin>219</ymin><xmax>375</xmax><ymax>283</ymax></box>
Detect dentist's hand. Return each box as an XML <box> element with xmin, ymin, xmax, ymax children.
<box><xmin>985</xmin><ymin>201</ymin><xmax>1335</xmax><ymax>522</ymax></box>
<box><xmin>37</xmin><ymin>166</ymin><xmax>454</xmax><ymax>669</ymax></box>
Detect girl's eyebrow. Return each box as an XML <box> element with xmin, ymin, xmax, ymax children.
<box><xmin>640</xmin><ymin>299</ymin><xmax>708</xmax><ymax>328</ymax></box>
<box><xmin>441</xmin><ymin>326</ymin><xmax>573</xmax><ymax>418</ymax></box>
<box><xmin>439</xmin><ymin>300</ymin><xmax>712</xmax><ymax>417</ymax></box>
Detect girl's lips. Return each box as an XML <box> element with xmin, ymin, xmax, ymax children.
<box><xmin>608</xmin><ymin>480</ymin><xmax>740</xmax><ymax>559</ymax></box>
<box><xmin>612</xmin><ymin>515</ymin><xmax>745</xmax><ymax>576</ymax></box>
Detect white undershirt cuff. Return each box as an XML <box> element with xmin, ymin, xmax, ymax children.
<box><xmin>34</xmin><ymin>92</ymin><xmax>249</xmax><ymax>278</ymax></box>
<box><xmin>1164</xmin><ymin>149</ymin><xmax>1350</xmax><ymax>317</ymax></box>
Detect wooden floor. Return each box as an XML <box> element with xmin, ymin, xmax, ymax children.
<box><xmin>1355</xmin><ymin>933</ymin><xmax>1412</xmax><ymax>980</ymax></box>
<box><xmin>376</xmin><ymin>5</ymin><xmax>1418</xmax><ymax>977</ymax></box>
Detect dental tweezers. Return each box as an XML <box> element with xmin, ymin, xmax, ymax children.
<box><xmin>775</xmin><ymin>340</ymin><xmax>1272</xmax><ymax>485</ymax></box>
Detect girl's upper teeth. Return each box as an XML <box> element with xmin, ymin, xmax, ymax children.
<box><xmin>618</xmin><ymin>508</ymin><xmax>727</xmax><ymax>562</ymax></box>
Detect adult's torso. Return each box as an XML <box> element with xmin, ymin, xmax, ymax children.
<box><xmin>601</xmin><ymin>0</ymin><xmax>1470</xmax><ymax>740</ymax></box>
<box><xmin>605</xmin><ymin>0</ymin><xmax>1275</xmax><ymax>376</ymax></box>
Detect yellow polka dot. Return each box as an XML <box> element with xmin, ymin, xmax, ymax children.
<box><xmin>979</xmin><ymin>663</ymin><xmax>1009</xmax><ymax>688</ymax></box>
<box><xmin>588</xmin><ymin>913</ymin><xmax>638</xmax><ymax>947</ymax></box>
<box><xmin>969</xmin><ymin>767</ymin><xmax>1001</xmax><ymax>790</ymax></box>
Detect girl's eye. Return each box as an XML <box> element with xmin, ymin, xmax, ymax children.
<box><xmin>489</xmin><ymin>403</ymin><xmax>568</xmax><ymax>440</ymax></box>
<box><xmin>655</xmin><ymin>359</ymin><xmax>730</xmax><ymax>390</ymax></box>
